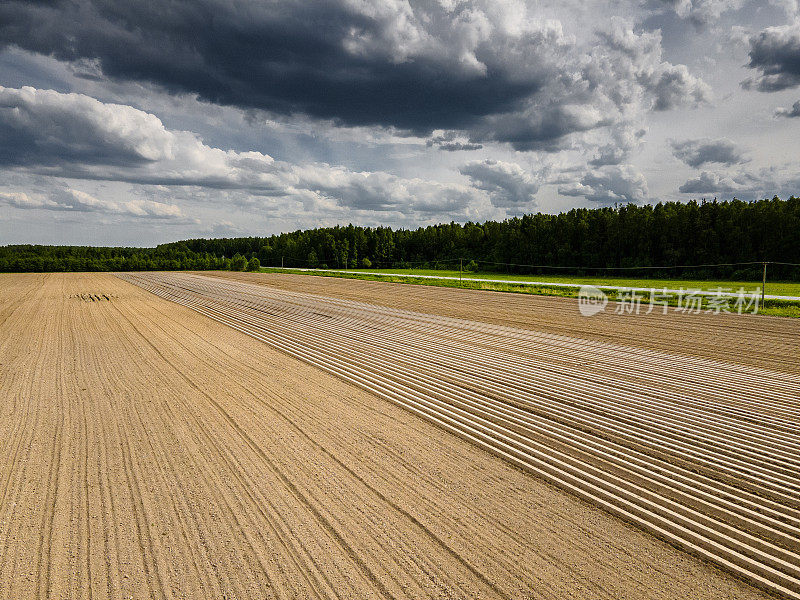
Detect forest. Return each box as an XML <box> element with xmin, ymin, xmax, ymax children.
<box><xmin>2</xmin><ymin>197</ymin><xmax>799</xmax><ymax>280</ymax></box>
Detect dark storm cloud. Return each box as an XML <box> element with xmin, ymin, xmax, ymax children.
<box><xmin>468</xmin><ymin>105</ymin><xmax>610</xmax><ymax>152</ymax></box>
<box><xmin>0</xmin><ymin>0</ymin><xmax>539</xmax><ymax>134</ymax></box>
<box><xmin>670</xmin><ymin>138</ymin><xmax>746</xmax><ymax>167</ymax></box>
<box><xmin>743</xmin><ymin>24</ymin><xmax>800</xmax><ymax>92</ymax></box>
<box><xmin>0</xmin><ymin>0</ymin><xmax>710</xmax><ymax>153</ymax></box>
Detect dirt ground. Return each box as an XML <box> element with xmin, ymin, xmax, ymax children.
<box><xmin>208</xmin><ymin>271</ymin><xmax>800</xmax><ymax>375</ymax></box>
<box><xmin>0</xmin><ymin>273</ymin><xmax>773</xmax><ymax>599</ymax></box>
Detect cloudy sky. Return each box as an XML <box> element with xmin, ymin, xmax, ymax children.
<box><xmin>0</xmin><ymin>0</ymin><xmax>799</xmax><ymax>246</ymax></box>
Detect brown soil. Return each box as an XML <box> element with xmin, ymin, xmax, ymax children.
<box><xmin>0</xmin><ymin>273</ymin><xmax>772</xmax><ymax>599</ymax></box>
<box><xmin>206</xmin><ymin>270</ymin><xmax>800</xmax><ymax>375</ymax></box>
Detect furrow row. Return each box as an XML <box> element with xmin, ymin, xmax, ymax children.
<box><xmin>119</xmin><ymin>272</ymin><xmax>800</xmax><ymax>600</ymax></box>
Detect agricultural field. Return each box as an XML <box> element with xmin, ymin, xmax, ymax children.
<box><xmin>217</xmin><ymin>270</ymin><xmax>800</xmax><ymax>369</ymax></box>
<box><xmin>1</xmin><ymin>272</ymin><xmax>799</xmax><ymax>599</ymax></box>
<box><xmin>262</xmin><ymin>268</ymin><xmax>800</xmax><ymax>318</ymax></box>
<box><xmin>266</xmin><ymin>267</ymin><xmax>800</xmax><ymax>298</ymax></box>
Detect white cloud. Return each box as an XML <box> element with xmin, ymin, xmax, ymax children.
<box><xmin>594</xmin><ymin>20</ymin><xmax>711</xmax><ymax>112</ymax></box>
<box><xmin>0</xmin><ymin>86</ymin><xmax>488</xmax><ymax>219</ymax></box>
<box><xmin>590</xmin><ymin>125</ymin><xmax>647</xmax><ymax>166</ymax></box>
<box><xmin>290</xmin><ymin>165</ymin><xmax>482</xmax><ymax>215</ymax></box>
<box><xmin>0</xmin><ymin>191</ymin><xmax>41</xmax><ymax>209</ymax></box>
<box><xmin>0</xmin><ymin>1</ymin><xmax>797</xmax><ymax>244</ymax></box>
<box><xmin>678</xmin><ymin>166</ymin><xmax>800</xmax><ymax>197</ymax></box>
<box><xmin>0</xmin><ymin>86</ymin><xmax>283</xmax><ymax>190</ymax></box>
<box><xmin>0</xmin><ymin>86</ymin><xmax>175</xmax><ymax>165</ymax></box>
<box><xmin>0</xmin><ymin>187</ymin><xmax>187</xmax><ymax>219</ymax></box>
<box><xmin>559</xmin><ymin>164</ymin><xmax>648</xmax><ymax>204</ymax></box>
<box><xmin>743</xmin><ymin>24</ymin><xmax>800</xmax><ymax>92</ymax></box>
<box><xmin>775</xmin><ymin>100</ymin><xmax>800</xmax><ymax>117</ymax></box>
<box><xmin>459</xmin><ymin>159</ymin><xmax>540</xmax><ymax>208</ymax></box>
<box><xmin>670</xmin><ymin>138</ymin><xmax>746</xmax><ymax>167</ymax></box>
<box><xmin>658</xmin><ymin>0</ymin><xmax>745</xmax><ymax>26</ymax></box>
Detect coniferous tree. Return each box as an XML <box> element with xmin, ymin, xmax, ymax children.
<box><xmin>1</xmin><ymin>197</ymin><xmax>798</xmax><ymax>279</ymax></box>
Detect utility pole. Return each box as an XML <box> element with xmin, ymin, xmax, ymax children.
<box><xmin>762</xmin><ymin>261</ymin><xmax>767</xmax><ymax>305</ymax></box>
<box><xmin>281</xmin><ymin>256</ymin><xmax>284</xmax><ymax>269</ymax></box>
<box><xmin>459</xmin><ymin>258</ymin><xmax>463</xmax><ymax>287</ymax></box>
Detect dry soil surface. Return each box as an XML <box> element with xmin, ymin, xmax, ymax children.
<box><xmin>207</xmin><ymin>271</ymin><xmax>800</xmax><ymax>375</ymax></box>
<box><xmin>0</xmin><ymin>272</ymin><xmax>775</xmax><ymax>599</ymax></box>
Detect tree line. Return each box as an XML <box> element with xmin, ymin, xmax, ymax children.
<box><xmin>0</xmin><ymin>245</ymin><xmax>260</xmax><ymax>273</ymax></box>
<box><xmin>2</xmin><ymin>197</ymin><xmax>799</xmax><ymax>280</ymax></box>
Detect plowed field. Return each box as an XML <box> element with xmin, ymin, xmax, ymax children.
<box><xmin>1</xmin><ymin>272</ymin><xmax>792</xmax><ymax>599</ymax></box>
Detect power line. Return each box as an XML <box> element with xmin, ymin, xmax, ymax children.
<box><xmin>767</xmin><ymin>261</ymin><xmax>800</xmax><ymax>267</ymax></box>
<box><xmin>444</xmin><ymin>260</ymin><xmax>800</xmax><ymax>271</ymax></box>
<box><xmin>270</xmin><ymin>256</ymin><xmax>800</xmax><ymax>271</ymax></box>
